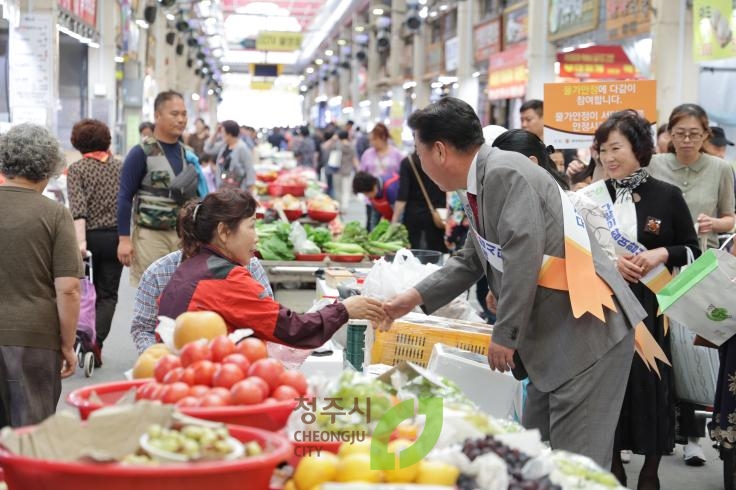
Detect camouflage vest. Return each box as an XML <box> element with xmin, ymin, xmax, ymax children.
<box><xmin>134</xmin><ymin>137</ymin><xmax>183</xmax><ymax>231</ymax></box>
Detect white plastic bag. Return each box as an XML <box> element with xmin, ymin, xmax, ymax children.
<box><xmin>362</xmin><ymin>248</ymin><xmax>484</xmax><ymax>322</ymax></box>
<box><xmin>288</xmin><ymin>222</ymin><xmax>321</xmax><ymax>254</ymax></box>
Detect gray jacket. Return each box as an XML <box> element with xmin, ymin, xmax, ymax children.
<box><xmin>414</xmin><ymin>145</ymin><xmax>645</xmax><ymax>392</ymax></box>
<box><xmin>204</xmin><ymin>139</ymin><xmax>255</xmax><ymax>189</ymax></box>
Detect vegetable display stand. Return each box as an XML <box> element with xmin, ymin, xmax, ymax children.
<box><xmin>344</xmin><ymin>321</ymin><xmax>368</xmax><ymax>371</ymax></box>
<box><xmin>67</xmin><ymin>380</ymin><xmax>297</xmax><ymax>431</ymax></box>
<box><xmin>0</xmin><ymin>425</ymin><xmax>291</xmax><ymax>490</ymax></box>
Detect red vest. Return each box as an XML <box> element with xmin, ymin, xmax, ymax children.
<box><xmin>369</xmin><ymin>173</ymin><xmax>400</xmax><ymax>220</ymax></box>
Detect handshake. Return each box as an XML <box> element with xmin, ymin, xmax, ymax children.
<box><xmin>340</xmin><ymin>288</ymin><xmax>423</xmax><ymax>332</ymax></box>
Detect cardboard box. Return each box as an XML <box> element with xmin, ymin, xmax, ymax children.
<box><xmin>325</xmin><ymin>268</ymin><xmax>354</xmax><ymax>288</ymax></box>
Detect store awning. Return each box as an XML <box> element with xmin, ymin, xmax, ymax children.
<box><xmin>487</xmin><ymin>42</ymin><xmax>528</xmax><ymax>100</ymax></box>
<box><xmin>557</xmin><ymin>45</ymin><xmax>639</xmax><ymax>80</ymax></box>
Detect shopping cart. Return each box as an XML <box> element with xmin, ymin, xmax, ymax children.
<box><xmin>74</xmin><ymin>253</ymin><xmax>98</xmax><ymax>377</ymax></box>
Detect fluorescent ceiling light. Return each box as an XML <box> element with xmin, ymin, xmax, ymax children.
<box><xmin>439</xmin><ymin>4</ymin><xmax>448</xmax><ymax>11</ymax></box>
<box><xmin>192</xmin><ymin>93</ymin><xmax>201</xmax><ymax>101</ymax></box>
<box><xmin>222</xmin><ymin>65</ymin><xmax>231</xmax><ymax>72</ymax></box>
<box><xmin>472</xmin><ymin>71</ymin><xmax>480</xmax><ymax>78</ymax></box>
<box><xmin>337</xmin><ymin>39</ymin><xmax>346</xmax><ymax>46</ymax></box>
<box><xmin>114</xmin><ymin>56</ymin><xmax>125</xmax><ymax>62</ymax></box>
<box><xmin>306</xmin><ymin>67</ymin><xmax>315</xmax><ymax>74</ymax></box>
<box><xmin>372</xmin><ymin>8</ymin><xmax>384</xmax><ymax>15</ymax></box>
<box><xmin>325</xmin><ymin>49</ymin><xmax>334</xmax><ymax>56</ymax></box>
<box><xmin>166</xmin><ymin>13</ymin><xmax>176</xmax><ymax>21</ymax></box>
<box><xmin>354</xmin><ymin>26</ymin><xmax>365</xmax><ymax>32</ymax></box>
<box><xmin>135</xmin><ymin>19</ymin><xmax>149</xmax><ymax>29</ymax></box>
<box><xmin>438</xmin><ymin>76</ymin><xmax>458</xmax><ymax>84</ymax></box>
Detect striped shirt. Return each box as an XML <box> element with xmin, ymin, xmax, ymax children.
<box><xmin>131</xmin><ymin>250</ymin><xmax>273</xmax><ymax>354</ymax></box>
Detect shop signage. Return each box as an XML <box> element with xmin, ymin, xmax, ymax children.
<box><xmin>255</xmin><ymin>31</ymin><xmax>303</xmax><ymax>52</ymax></box>
<box><xmin>543</xmin><ymin>79</ymin><xmax>656</xmax><ymax>148</ymax></box>
<box><xmin>557</xmin><ymin>45</ymin><xmax>638</xmax><ymax>79</ymax></box>
<box><xmin>487</xmin><ymin>42</ymin><xmax>528</xmax><ymax>100</ymax></box>
<box><xmin>693</xmin><ymin>0</ymin><xmax>736</xmax><ymax>61</ymax></box>
<box><xmin>548</xmin><ymin>0</ymin><xmax>599</xmax><ymax>42</ymax></box>
<box><xmin>9</xmin><ymin>13</ymin><xmax>53</xmax><ymax>127</ymax></box>
<box><xmin>57</xmin><ymin>0</ymin><xmax>97</xmax><ymax>28</ymax></box>
<box><xmin>445</xmin><ymin>36</ymin><xmax>459</xmax><ymax>72</ymax></box>
<box><xmin>425</xmin><ymin>41</ymin><xmax>443</xmax><ymax>77</ymax></box>
<box><xmin>503</xmin><ymin>1</ymin><xmax>528</xmax><ymax>46</ymax></box>
<box><xmin>605</xmin><ymin>0</ymin><xmax>651</xmax><ymax>41</ymax></box>
<box><xmin>251</xmin><ymin>79</ymin><xmax>275</xmax><ymax>90</ymax></box>
<box><xmin>474</xmin><ymin>18</ymin><xmax>502</xmax><ymax>64</ymax></box>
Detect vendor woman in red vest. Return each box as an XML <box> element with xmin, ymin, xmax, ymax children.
<box><xmin>352</xmin><ymin>170</ymin><xmax>400</xmax><ymax>221</ymax></box>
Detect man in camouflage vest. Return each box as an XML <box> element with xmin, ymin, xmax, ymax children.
<box><xmin>117</xmin><ymin>90</ymin><xmax>193</xmax><ymax>286</ymax></box>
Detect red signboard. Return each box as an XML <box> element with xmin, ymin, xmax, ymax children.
<box><xmin>487</xmin><ymin>42</ymin><xmax>528</xmax><ymax>100</ymax></box>
<box><xmin>556</xmin><ymin>45</ymin><xmax>638</xmax><ymax>80</ymax></box>
<box><xmin>58</xmin><ymin>0</ymin><xmax>97</xmax><ymax>28</ymax></box>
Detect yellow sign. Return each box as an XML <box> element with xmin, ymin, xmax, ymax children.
<box><xmin>251</xmin><ymin>80</ymin><xmax>275</xmax><ymax>90</ymax></box>
<box><xmin>255</xmin><ymin>31</ymin><xmax>303</xmax><ymax>52</ymax></box>
<box><xmin>693</xmin><ymin>0</ymin><xmax>736</xmax><ymax>61</ymax></box>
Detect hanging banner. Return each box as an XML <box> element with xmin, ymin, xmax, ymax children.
<box><xmin>487</xmin><ymin>42</ymin><xmax>528</xmax><ymax>100</ymax></box>
<box><xmin>255</xmin><ymin>31</ymin><xmax>303</xmax><ymax>52</ymax></box>
<box><xmin>445</xmin><ymin>36</ymin><xmax>459</xmax><ymax>72</ymax></box>
<box><xmin>474</xmin><ymin>18</ymin><xmax>501</xmax><ymax>64</ymax></box>
<box><xmin>548</xmin><ymin>0</ymin><xmax>600</xmax><ymax>42</ymax></box>
<box><xmin>693</xmin><ymin>0</ymin><xmax>736</xmax><ymax>61</ymax></box>
<box><xmin>503</xmin><ymin>1</ymin><xmax>528</xmax><ymax>46</ymax></box>
<box><xmin>605</xmin><ymin>0</ymin><xmax>651</xmax><ymax>41</ymax></box>
<box><xmin>57</xmin><ymin>0</ymin><xmax>97</xmax><ymax>28</ymax></box>
<box><xmin>543</xmin><ymin>79</ymin><xmax>656</xmax><ymax>148</ymax></box>
<box><xmin>557</xmin><ymin>45</ymin><xmax>639</xmax><ymax>79</ymax></box>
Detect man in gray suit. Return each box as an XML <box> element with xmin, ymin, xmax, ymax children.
<box><xmin>383</xmin><ymin>97</ymin><xmax>646</xmax><ymax>469</ymax></box>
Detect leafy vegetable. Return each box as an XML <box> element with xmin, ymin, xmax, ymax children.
<box><xmin>368</xmin><ymin>219</ymin><xmax>390</xmax><ymax>241</ymax></box>
<box><xmin>338</xmin><ymin>221</ymin><xmax>369</xmax><ymax>244</ymax></box>
<box><xmin>305</xmin><ymin>226</ymin><xmax>332</xmax><ymax>249</ymax></box>
<box><xmin>257</xmin><ymin>236</ymin><xmax>294</xmax><ymax>260</ymax></box>
<box><xmin>323</xmin><ymin>242</ymin><xmax>366</xmax><ymax>255</ymax></box>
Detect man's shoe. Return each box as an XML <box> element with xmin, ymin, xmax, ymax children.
<box><xmin>683</xmin><ymin>442</ymin><xmax>706</xmax><ymax>466</ymax></box>
<box><xmin>621</xmin><ymin>450</ymin><xmax>632</xmax><ymax>464</ymax></box>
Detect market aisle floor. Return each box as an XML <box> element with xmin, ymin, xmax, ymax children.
<box><xmin>57</xmin><ymin>197</ymin><xmax>723</xmax><ymax>490</ymax></box>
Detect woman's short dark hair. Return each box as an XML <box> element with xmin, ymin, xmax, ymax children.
<box><xmin>666</xmin><ymin>103</ymin><xmax>711</xmax><ymax>153</ymax></box>
<box><xmin>338</xmin><ymin>130</ymin><xmax>350</xmax><ymax>140</ymax></box>
<box><xmin>178</xmin><ymin>188</ymin><xmax>257</xmax><ymax>259</ymax></box>
<box><xmin>222</xmin><ymin>120</ymin><xmax>240</xmax><ymax>138</ymax></box>
<box><xmin>492</xmin><ymin>129</ymin><xmax>569</xmax><ymax>190</ymax></box>
<box><xmin>70</xmin><ymin>119</ymin><xmax>111</xmax><ymax>154</ymax></box>
<box><xmin>408</xmin><ymin>97</ymin><xmax>484</xmax><ymax>153</ymax></box>
<box><xmin>593</xmin><ymin>109</ymin><xmax>654</xmax><ymax>167</ymax></box>
<box><xmin>352</xmin><ymin>171</ymin><xmax>379</xmax><ymax>194</ymax></box>
<box><xmin>370</xmin><ymin>123</ymin><xmax>390</xmax><ymax>142</ymax></box>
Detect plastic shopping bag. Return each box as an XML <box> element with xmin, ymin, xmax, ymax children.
<box><xmin>78</xmin><ymin>276</ymin><xmax>97</xmax><ymax>340</ymax></box>
<box><xmin>657</xmin><ymin>247</ymin><xmax>736</xmax><ymax>346</ymax></box>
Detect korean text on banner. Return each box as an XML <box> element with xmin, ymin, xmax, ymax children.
<box><xmin>543</xmin><ymin>79</ymin><xmax>657</xmax><ymax>149</ymax></box>
<box><xmin>693</xmin><ymin>0</ymin><xmax>736</xmax><ymax>62</ymax></box>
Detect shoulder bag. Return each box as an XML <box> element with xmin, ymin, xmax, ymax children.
<box><xmin>408</xmin><ymin>154</ymin><xmax>445</xmax><ymax>229</ymax></box>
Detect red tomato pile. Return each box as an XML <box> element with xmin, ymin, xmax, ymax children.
<box><xmin>136</xmin><ymin>336</ymin><xmax>308</xmax><ymax>408</ymax></box>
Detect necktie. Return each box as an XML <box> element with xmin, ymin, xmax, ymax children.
<box><xmin>467</xmin><ymin>192</ymin><xmax>479</xmax><ymax>225</ymax></box>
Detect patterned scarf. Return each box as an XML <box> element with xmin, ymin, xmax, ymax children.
<box><xmin>612</xmin><ymin>168</ymin><xmax>649</xmax><ymax>204</ymax></box>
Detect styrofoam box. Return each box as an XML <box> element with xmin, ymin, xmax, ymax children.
<box><xmin>427</xmin><ymin>343</ymin><xmax>524</xmax><ymax>421</ymax></box>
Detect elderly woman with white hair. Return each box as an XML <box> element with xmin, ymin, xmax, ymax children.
<box><xmin>0</xmin><ymin>123</ymin><xmax>83</xmax><ymax>427</ymax></box>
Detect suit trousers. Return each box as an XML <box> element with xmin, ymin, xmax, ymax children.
<box><xmin>523</xmin><ymin>328</ymin><xmax>635</xmax><ymax>469</ymax></box>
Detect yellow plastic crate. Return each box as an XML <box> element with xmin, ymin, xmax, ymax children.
<box><xmin>371</xmin><ymin>319</ymin><xmax>493</xmax><ymax>367</ymax></box>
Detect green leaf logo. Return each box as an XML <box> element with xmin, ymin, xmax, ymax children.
<box><xmin>706</xmin><ymin>306</ymin><xmax>731</xmax><ymax>322</ymax></box>
<box><xmin>370</xmin><ymin>398</ymin><xmax>443</xmax><ymax>470</ymax></box>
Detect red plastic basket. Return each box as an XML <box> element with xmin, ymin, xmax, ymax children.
<box><xmin>0</xmin><ymin>424</ymin><xmax>291</xmax><ymax>490</ymax></box>
<box><xmin>307</xmin><ymin>209</ymin><xmax>338</xmax><ymax>222</ymax></box>
<box><xmin>67</xmin><ymin>380</ymin><xmax>297</xmax><ymax>431</ymax></box>
<box><xmin>267</xmin><ymin>184</ymin><xmax>306</xmax><ymax>197</ymax></box>
<box><xmin>282</xmin><ymin>209</ymin><xmax>303</xmax><ymax>221</ymax></box>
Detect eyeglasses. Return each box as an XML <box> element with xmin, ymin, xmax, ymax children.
<box><xmin>671</xmin><ymin>131</ymin><xmax>705</xmax><ymax>142</ymax></box>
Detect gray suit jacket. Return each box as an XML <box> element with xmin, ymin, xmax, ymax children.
<box><xmin>415</xmin><ymin>145</ymin><xmax>646</xmax><ymax>392</ymax></box>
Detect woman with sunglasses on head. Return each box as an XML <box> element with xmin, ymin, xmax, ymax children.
<box><xmin>158</xmin><ymin>188</ymin><xmax>386</xmax><ymax>348</ymax></box>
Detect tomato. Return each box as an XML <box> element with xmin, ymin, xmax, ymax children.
<box><xmin>162</xmin><ymin>382</ymin><xmax>190</xmax><ymax>404</ymax></box>
<box><xmin>148</xmin><ymin>383</ymin><xmax>165</xmax><ymax>401</ymax></box>
<box><xmin>179</xmin><ymin>367</ymin><xmax>196</xmax><ymax>386</ymax></box>
<box><xmin>230</xmin><ymin>379</ymin><xmax>266</xmax><ymax>405</ymax></box>
<box><xmin>212</xmin><ymin>363</ymin><xmax>245</xmax><ymax>389</ymax></box>
<box><xmin>176</xmin><ymin>396</ymin><xmax>200</xmax><ymax>408</ymax></box>
<box><xmin>153</xmin><ymin>354</ymin><xmax>182</xmax><ymax>383</ymax></box>
<box><xmin>278</xmin><ymin>370</ymin><xmax>308</xmax><ymax>396</ymax></box>
<box><xmin>190</xmin><ymin>360</ymin><xmax>217</xmax><ymax>386</ymax></box>
<box><xmin>162</xmin><ymin>367</ymin><xmax>184</xmax><ymax>384</ymax></box>
<box><xmin>180</xmin><ymin>341</ymin><xmax>212</xmax><ymax>367</ymax></box>
<box><xmin>248</xmin><ymin>358</ymin><xmax>285</xmax><ymax>391</ymax></box>
<box><xmin>272</xmin><ymin>385</ymin><xmax>301</xmax><ymax>401</ymax></box>
<box><xmin>236</xmin><ymin>338</ymin><xmax>268</xmax><ymax>363</ymax></box>
<box><xmin>136</xmin><ymin>382</ymin><xmax>158</xmax><ymax>400</ymax></box>
<box><xmin>247</xmin><ymin>375</ymin><xmax>271</xmax><ymax>398</ymax></box>
<box><xmin>188</xmin><ymin>384</ymin><xmax>210</xmax><ymax>398</ymax></box>
<box><xmin>197</xmin><ymin>394</ymin><xmax>229</xmax><ymax>407</ymax></box>
<box><xmin>208</xmin><ymin>387</ymin><xmax>232</xmax><ymax>404</ymax></box>
<box><xmin>222</xmin><ymin>353</ymin><xmax>251</xmax><ymax>374</ymax></box>
<box><xmin>262</xmin><ymin>397</ymin><xmax>278</xmax><ymax>405</ymax></box>
<box><xmin>209</xmin><ymin>335</ymin><xmax>236</xmax><ymax>362</ymax></box>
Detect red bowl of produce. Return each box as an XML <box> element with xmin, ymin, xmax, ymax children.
<box><xmin>256</xmin><ymin>172</ymin><xmax>279</xmax><ymax>183</ymax></box>
<box><xmin>282</xmin><ymin>209</ymin><xmax>303</xmax><ymax>221</ymax></box>
<box><xmin>307</xmin><ymin>209</ymin><xmax>339</xmax><ymax>222</ymax></box>
<box><xmin>328</xmin><ymin>254</ymin><xmax>365</xmax><ymax>263</ymax></box>
<box><xmin>269</xmin><ymin>183</ymin><xmax>306</xmax><ymax>197</ymax></box>
<box><xmin>0</xmin><ymin>424</ymin><xmax>291</xmax><ymax>490</ymax></box>
<box><xmin>294</xmin><ymin>253</ymin><xmax>328</xmax><ymax>262</ymax></box>
<box><xmin>67</xmin><ymin>380</ymin><xmax>299</xmax><ymax>432</ymax></box>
